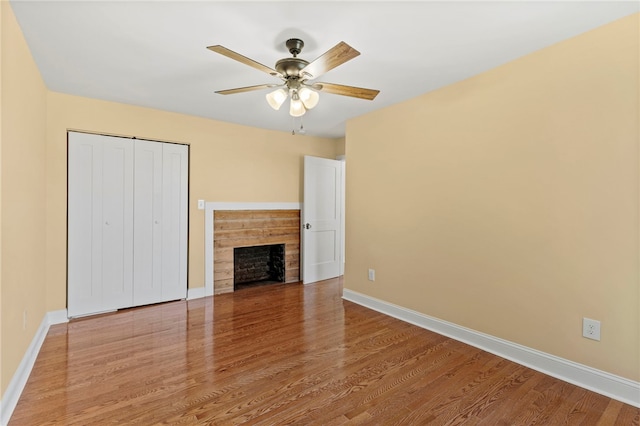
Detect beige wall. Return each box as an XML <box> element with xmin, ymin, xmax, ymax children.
<box><xmin>1</xmin><ymin>2</ymin><xmax>48</xmax><ymax>394</ymax></box>
<box><xmin>46</xmin><ymin>93</ymin><xmax>339</xmax><ymax>311</ymax></box>
<box><xmin>335</xmin><ymin>137</ymin><xmax>346</xmax><ymax>157</ymax></box>
<box><xmin>345</xmin><ymin>13</ymin><xmax>639</xmax><ymax>381</ymax></box>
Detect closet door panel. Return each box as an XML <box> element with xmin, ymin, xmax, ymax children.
<box><xmin>68</xmin><ymin>134</ymin><xmax>104</xmax><ymax>317</ymax></box>
<box><xmin>161</xmin><ymin>143</ymin><xmax>188</xmax><ymax>301</ymax></box>
<box><xmin>133</xmin><ymin>140</ymin><xmax>163</xmax><ymax>305</ymax></box>
<box><xmin>101</xmin><ymin>139</ymin><xmax>135</xmax><ymax>310</ymax></box>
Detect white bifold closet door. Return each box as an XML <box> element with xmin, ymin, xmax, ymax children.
<box><xmin>68</xmin><ymin>133</ymin><xmax>135</xmax><ymax>317</ymax></box>
<box><xmin>159</xmin><ymin>143</ymin><xmax>189</xmax><ymax>302</ymax></box>
<box><xmin>68</xmin><ymin>132</ymin><xmax>188</xmax><ymax>317</ymax></box>
<box><xmin>133</xmin><ymin>140</ymin><xmax>188</xmax><ymax>306</ymax></box>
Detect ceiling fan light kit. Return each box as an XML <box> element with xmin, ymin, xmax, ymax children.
<box><xmin>298</xmin><ymin>87</ymin><xmax>319</xmax><ymax>109</ymax></box>
<box><xmin>289</xmin><ymin>92</ymin><xmax>306</xmax><ymax>117</ymax></box>
<box><xmin>266</xmin><ymin>85</ymin><xmax>320</xmax><ymax>116</ymax></box>
<box><xmin>208</xmin><ymin>37</ymin><xmax>380</xmax><ymax>120</ymax></box>
<box><xmin>265</xmin><ymin>88</ymin><xmax>288</xmax><ymax>110</ymax></box>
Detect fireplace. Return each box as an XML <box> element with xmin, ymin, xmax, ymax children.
<box><xmin>209</xmin><ymin>208</ymin><xmax>300</xmax><ymax>294</ymax></box>
<box><xmin>234</xmin><ymin>244</ymin><xmax>285</xmax><ymax>290</ymax></box>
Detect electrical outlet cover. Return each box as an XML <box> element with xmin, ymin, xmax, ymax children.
<box><xmin>582</xmin><ymin>317</ymin><xmax>601</xmax><ymax>341</ymax></box>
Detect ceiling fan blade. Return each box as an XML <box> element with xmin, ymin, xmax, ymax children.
<box><xmin>207</xmin><ymin>45</ymin><xmax>282</xmax><ymax>77</ymax></box>
<box><xmin>215</xmin><ymin>84</ymin><xmax>278</xmax><ymax>95</ymax></box>
<box><xmin>301</xmin><ymin>42</ymin><xmax>360</xmax><ymax>79</ymax></box>
<box><xmin>314</xmin><ymin>82</ymin><xmax>380</xmax><ymax>100</ymax></box>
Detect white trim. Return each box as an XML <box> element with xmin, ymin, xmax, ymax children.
<box><xmin>339</xmin><ymin>160</ymin><xmax>346</xmax><ymax>276</ymax></box>
<box><xmin>342</xmin><ymin>289</ymin><xmax>640</xmax><ymax>408</ymax></box>
<box><xmin>47</xmin><ymin>309</ymin><xmax>70</xmax><ymax>325</ymax></box>
<box><xmin>300</xmin><ymin>202</ymin><xmax>305</xmax><ymax>283</ymax></box>
<box><xmin>0</xmin><ymin>310</ymin><xmax>69</xmax><ymax>426</ymax></box>
<box><xmin>187</xmin><ymin>286</ymin><xmax>206</xmax><ymax>300</ymax></box>
<box><xmin>204</xmin><ymin>202</ymin><xmax>302</xmax><ymax>296</ymax></box>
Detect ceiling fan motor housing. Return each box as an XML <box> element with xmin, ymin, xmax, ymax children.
<box><xmin>275</xmin><ymin>39</ymin><xmax>310</xmax><ymax>78</ymax></box>
<box><xmin>275</xmin><ymin>57</ymin><xmax>309</xmax><ymax>78</ymax></box>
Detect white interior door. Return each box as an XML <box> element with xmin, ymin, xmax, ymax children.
<box><xmin>302</xmin><ymin>156</ymin><xmax>342</xmax><ymax>284</ymax></box>
<box><xmin>101</xmin><ymin>138</ymin><xmax>135</xmax><ymax>310</ymax></box>
<box><xmin>133</xmin><ymin>140</ymin><xmax>163</xmax><ymax>305</ymax></box>
<box><xmin>161</xmin><ymin>143</ymin><xmax>188</xmax><ymax>301</ymax></box>
<box><xmin>68</xmin><ymin>132</ymin><xmax>134</xmax><ymax>317</ymax></box>
<box><xmin>68</xmin><ymin>134</ymin><xmax>104</xmax><ymax>317</ymax></box>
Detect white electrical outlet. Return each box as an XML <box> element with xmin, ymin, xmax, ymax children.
<box><xmin>197</xmin><ymin>199</ymin><xmax>205</xmax><ymax>210</ymax></box>
<box><xmin>368</xmin><ymin>269</ymin><xmax>375</xmax><ymax>281</ymax></box>
<box><xmin>582</xmin><ymin>317</ymin><xmax>601</xmax><ymax>341</ymax></box>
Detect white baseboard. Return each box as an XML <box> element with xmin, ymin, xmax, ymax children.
<box><xmin>0</xmin><ymin>310</ymin><xmax>68</xmax><ymax>426</ymax></box>
<box><xmin>47</xmin><ymin>309</ymin><xmax>69</xmax><ymax>325</ymax></box>
<box><xmin>187</xmin><ymin>286</ymin><xmax>206</xmax><ymax>300</ymax></box>
<box><xmin>342</xmin><ymin>289</ymin><xmax>640</xmax><ymax>408</ymax></box>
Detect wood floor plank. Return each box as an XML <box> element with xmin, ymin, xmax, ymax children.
<box><xmin>9</xmin><ymin>278</ymin><xmax>639</xmax><ymax>425</ymax></box>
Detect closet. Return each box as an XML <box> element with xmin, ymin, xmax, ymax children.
<box><xmin>67</xmin><ymin>132</ymin><xmax>188</xmax><ymax>317</ymax></box>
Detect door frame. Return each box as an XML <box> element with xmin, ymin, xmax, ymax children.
<box><xmin>337</xmin><ymin>155</ymin><xmax>346</xmax><ymax>276</ymax></box>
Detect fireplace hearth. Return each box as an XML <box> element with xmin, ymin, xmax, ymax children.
<box><xmin>234</xmin><ymin>244</ymin><xmax>285</xmax><ymax>290</ymax></box>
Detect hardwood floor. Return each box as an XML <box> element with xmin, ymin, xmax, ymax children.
<box><xmin>10</xmin><ymin>278</ymin><xmax>639</xmax><ymax>425</ymax></box>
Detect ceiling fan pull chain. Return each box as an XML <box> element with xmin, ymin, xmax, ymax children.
<box><xmin>299</xmin><ymin>117</ymin><xmax>306</xmax><ymax>135</ymax></box>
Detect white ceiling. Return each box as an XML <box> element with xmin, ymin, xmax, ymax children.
<box><xmin>10</xmin><ymin>1</ymin><xmax>639</xmax><ymax>138</ymax></box>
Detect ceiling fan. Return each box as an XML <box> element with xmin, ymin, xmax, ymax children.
<box><xmin>207</xmin><ymin>38</ymin><xmax>380</xmax><ymax>118</ymax></box>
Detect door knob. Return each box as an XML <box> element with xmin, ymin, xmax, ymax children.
<box><xmin>304</xmin><ymin>223</ymin><xmax>312</xmax><ymax>229</ymax></box>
